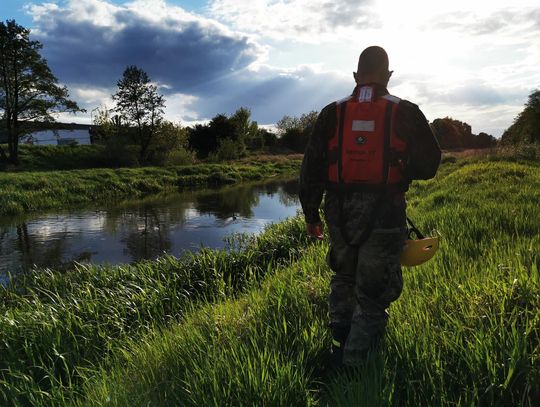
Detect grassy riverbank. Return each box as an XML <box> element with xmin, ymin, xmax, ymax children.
<box><xmin>0</xmin><ymin>156</ymin><xmax>301</xmax><ymax>216</ymax></box>
<box><xmin>0</xmin><ymin>216</ymin><xmax>312</xmax><ymax>405</ymax></box>
<box><xmin>2</xmin><ymin>152</ymin><xmax>539</xmax><ymax>406</ymax></box>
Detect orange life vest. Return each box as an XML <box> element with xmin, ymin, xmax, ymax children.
<box><xmin>327</xmin><ymin>85</ymin><xmax>407</xmax><ymax>190</ymax></box>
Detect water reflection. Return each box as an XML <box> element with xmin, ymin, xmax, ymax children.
<box><xmin>0</xmin><ymin>178</ymin><xmax>300</xmax><ymax>280</ymax></box>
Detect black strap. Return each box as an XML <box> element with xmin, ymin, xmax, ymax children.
<box><xmin>381</xmin><ymin>101</ymin><xmax>393</xmax><ymax>186</ymax></box>
<box><xmin>339</xmin><ymin>100</ymin><xmax>395</xmax><ymax>247</ymax></box>
<box><xmin>337</xmin><ymin>100</ymin><xmax>348</xmax><ymax>238</ymax></box>
<box><xmin>406</xmin><ymin>217</ymin><xmax>425</xmax><ymax>239</ymax></box>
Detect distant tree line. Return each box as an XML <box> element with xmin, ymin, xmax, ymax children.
<box><xmin>430</xmin><ymin>117</ymin><xmax>497</xmax><ymax>150</ymax></box>
<box><xmin>3</xmin><ymin>18</ymin><xmax>538</xmax><ymax>168</ymax></box>
<box><xmin>183</xmin><ymin>108</ymin><xmax>318</xmax><ymax>159</ymax></box>
<box><xmin>95</xmin><ymin>66</ymin><xmax>316</xmax><ymax>164</ymax></box>
<box><xmin>93</xmin><ymin>64</ymin><xmax>317</xmax><ymax>165</ymax></box>
<box><xmin>431</xmin><ymin>89</ymin><xmax>540</xmax><ymax>149</ymax></box>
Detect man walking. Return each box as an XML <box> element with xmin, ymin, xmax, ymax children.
<box><xmin>299</xmin><ymin>46</ymin><xmax>441</xmax><ymax>366</ymax></box>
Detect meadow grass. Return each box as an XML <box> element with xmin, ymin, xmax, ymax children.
<box><xmin>69</xmin><ymin>156</ymin><xmax>539</xmax><ymax>406</ymax></box>
<box><xmin>71</xmin><ymin>244</ymin><xmax>331</xmax><ymax>407</ymax></box>
<box><xmin>1</xmin><ymin>153</ymin><xmax>539</xmax><ymax>406</ymax></box>
<box><xmin>0</xmin><ymin>216</ymin><xmax>313</xmax><ymax>406</ymax></box>
<box><xmin>0</xmin><ymin>157</ymin><xmax>301</xmax><ymax>216</ymax></box>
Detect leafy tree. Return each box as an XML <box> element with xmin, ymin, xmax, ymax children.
<box><xmin>189</xmin><ymin>114</ymin><xmax>236</xmax><ymax>158</ymax></box>
<box><xmin>432</xmin><ymin>117</ymin><xmax>497</xmax><ymax>149</ymax></box>
<box><xmin>91</xmin><ymin>105</ymin><xmax>119</xmax><ymax>142</ymax></box>
<box><xmin>148</xmin><ymin>121</ymin><xmax>191</xmax><ymax>165</ymax></box>
<box><xmin>259</xmin><ymin>128</ymin><xmax>277</xmax><ymax>148</ymax></box>
<box><xmin>501</xmin><ymin>89</ymin><xmax>540</xmax><ymax>145</ymax></box>
<box><xmin>276</xmin><ymin>110</ymin><xmax>318</xmax><ymax>152</ymax></box>
<box><xmin>230</xmin><ymin>107</ymin><xmax>258</xmax><ymax>144</ymax></box>
<box><xmin>474</xmin><ymin>132</ymin><xmax>497</xmax><ymax>148</ymax></box>
<box><xmin>431</xmin><ymin>117</ymin><xmax>471</xmax><ymax>149</ymax></box>
<box><xmin>0</xmin><ymin>19</ymin><xmax>82</xmax><ymax>163</ymax></box>
<box><xmin>188</xmin><ymin>107</ymin><xmax>259</xmax><ymax>158</ymax></box>
<box><xmin>113</xmin><ymin>66</ymin><xmax>165</xmax><ymax>162</ymax></box>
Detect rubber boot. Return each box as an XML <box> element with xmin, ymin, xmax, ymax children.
<box><xmin>342</xmin><ymin>312</ymin><xmax>388</xmax><ymax>366</ymax></box>
<box><xmin>329</xmin><ymin>324</ymin><xmax>350</xmax><ymax>370</ymax></box>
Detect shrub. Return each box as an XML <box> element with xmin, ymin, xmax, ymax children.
<box><xmin>164</xmin><ymin>148</ymin><xmax>196</xmax><ymax>166</ymax></box>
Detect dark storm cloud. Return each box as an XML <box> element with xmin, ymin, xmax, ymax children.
<box><xmin>27</xmin><ymin>1</ymin><xmax>355</xmax><ymax>123</ymax></box>
<box><xmin>32</xmin><ymin>4</ymin><xmax>261</xmax><ymax>90</ymax></box>
<box><xmin>190</xmin><ymin>66</ymin><xmax>352</xmax><ymax>123</ymax></box>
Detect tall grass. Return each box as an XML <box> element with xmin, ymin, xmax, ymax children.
<box><xmin>0</xmin><ymin>216</ymin><xmax>311</xmax><ymax>406</ymax></box>
<box><xmin>0</xmin><ymin>157</ymin><xmax>301</xmax><ymax>216</ymax></box>
<box><xmin>1</xmin><ymin>154</ymin><xmax>539</xmax><ymax>406</ymax></box>
<box><xmin>69</xmin><ymin>157</ymin><xmax>539</xmax><ymax>406</ymax></box>
<box><xmin>72</xmin><ymin>244</ymin><xmax>331</xmax><ymax>407</ymax></box>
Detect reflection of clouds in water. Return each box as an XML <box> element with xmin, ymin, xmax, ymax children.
<box><xmin>25</xmin><ymin>214</ymin><xmax>106</xmax><ymax>239</ymax></box>
<box><xmin>184</xmin><ymin>207</ymin><xmax>202</xmax><ymax>219</ymax></box>
<box><xmin>1</xmin><ymin>179</ymin><xmax>301</xmax><ymax>279</ymax></box>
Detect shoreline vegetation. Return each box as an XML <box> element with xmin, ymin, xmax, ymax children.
<box><xmin>1</xmin><ymin>148</ymin><xmax>539</xmax><ymax>405</ymax></box>
<box><xmin>0</xmin><ymin>152</ymin><xmax>302</xmax><ymax>217</ymax></box>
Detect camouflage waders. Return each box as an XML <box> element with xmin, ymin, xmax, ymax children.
<box><xmin>324</xmin><ymin>190</ymin><xmax>406</xmax><ymax>366</ymax></box>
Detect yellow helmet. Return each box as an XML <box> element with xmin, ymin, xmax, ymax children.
<box><xmin>400</xmin><ymin>236</ymin><xmax>439</xmax><ymax>267</ymax></box>
<box><xmin>400</xmin><ymin>217</ymin><xmax>440</xmax><ymax>267</ymax></box>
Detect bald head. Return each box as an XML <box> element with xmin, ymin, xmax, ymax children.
<box><xmin>354</xmin><ymin>46</ymin><xmax>392</xmax><ymax>86</ymax></box>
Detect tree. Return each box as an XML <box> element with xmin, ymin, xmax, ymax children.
<box><xmin>113</xmin><ymin>66</ymin><xmax>165</xmax><ymax>162</ymax></box>
<box><xmin>148</xmin><ymin>121</ymin><xmax>191</xmax><ymax>165</ymax></box>
<box><xmin>501</xmin><ymin>90</ymin><xmax>540</xmax><ymax>145</ymax></box>
<box><xmin>188</xmin><ymin>114</ymin><xmax>236</xmax><ymax>158</ymax></box>
<box><xmin>431</xmin><ymin>117</ymin><xmax>472</xmax><ymax>149</ymax></box>
<box><xmin>474</xmin><ymin>132</ymin><xmax>497</xmax><ymax>148</ymax></box>
<box><xmin>276</xmin><ymin>110</ymin><xmax>318</xmax><ymax>152</ymax></box>
<box><xmin>229</xmin><ymin>107</ymin><xmax>258</xmax><ymax>152</ymax></box>
<box><xmin>91</xmin><ymin>105</ymin><xmax>119</xmax><ymax>142</ymax></box>
<box><xmin>431</xmin><ymin>117</ymin><xmax>498</xmax><ymax>149</ymax></box>
<box><xmin>188</xmin><ymin>107</ymin><xmax>260</xmax><ymax>158</ymax></box>
<box><xmin>0</xmin><ymin>19</ymin><xmax>82</xmax><ymax>163</ymax></box>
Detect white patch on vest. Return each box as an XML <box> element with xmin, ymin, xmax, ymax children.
<box><xmin>352</xmin><ymin>120</ymin><xmax>375</xmax><ymax>132</ymax></box>
<box><xmin>382</xmin><ymin>94</ymin><xmax>401</xmax><ymax>104</ymax></box>
<box><xmin>358</xmin><ymin>86</ymin><xmax>373</xmax><ymax>102</ymax></box>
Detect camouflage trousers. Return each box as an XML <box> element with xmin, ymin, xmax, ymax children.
<box><xmin>325</xmin><ymin>193</ymin><xmax>406</xmax><ymax>366</ymax></box>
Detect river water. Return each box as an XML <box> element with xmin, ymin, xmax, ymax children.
<box><xmin>0</xmin><ymin>178</ymin><xmax>300</xmax><ymax>281</ymax></box>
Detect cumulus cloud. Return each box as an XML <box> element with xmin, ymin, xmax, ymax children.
<box><xmin>209</xmin><ymin>0</ymin><xmax>380</xmax><ymax>42</ymax></box>
<box><xmin>448</xmin><ymin>86</ymin><xmax>525</xmax><ymax>107</ymax></box>
<box><xmin>24</xmin><ymin>0</ymin><xmax>357</xmax><ymax>124</ymax></box>
<box><xmin>191</xmin><ymin>64</ymin><xmax>351</xmax><ymax>123</ymax></box>
<box><xmin>388</xmin><ymin>76</ymin><xmax>530</xmax><ymax>135</ymax></box>
<box><xmin>427</xmin><ymin>6</ymin><xmax>540</xmax><ymax>36</ymax></box>
<box><xmin>28</xmin><ymin>0</ymin><xmax>263</xmax><ymax>89</ymax></box>
<box><xmin>21</xmin><ymin>0</ymin><xmax>537</xmax><ymax>135</ymax></box>
<box><xmin>164</xmin><ymin>92</ymin><xmax>200</xmax><ymax>123</ymax></box>
<box><xmin>71</xmin><ymin>86</ymin><xmax>114</xmax><ymax>106</ymax></box>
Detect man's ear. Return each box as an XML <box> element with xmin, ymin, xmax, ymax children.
<box><xmin>353</xmin><ymin>71</ymin><xmax>359</xmax><ymax>83</ymax></box>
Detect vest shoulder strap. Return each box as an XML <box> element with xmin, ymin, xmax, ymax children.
<box><xmin>335</xmin><ymin>95</ymin><xmax>353</xmax><ymax>105</ymax></box>
<box><xmin>382</xmin><ymin>94</ymin><xmax>401</xmax><ymax>104</ymax></box>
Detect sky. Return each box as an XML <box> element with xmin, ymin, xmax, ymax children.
<box><xmin>1</xmin><ymin>0</ymin><xmax>539</xmax><ymax>136</ymax></box>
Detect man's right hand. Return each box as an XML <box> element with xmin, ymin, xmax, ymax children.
<box><xmin>306</xmin><ymin>222</ymin><xmax>324</xmax><ymax>240</ymax></box>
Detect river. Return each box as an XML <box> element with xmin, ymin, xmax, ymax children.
<box><xmin>0</xmin><ymin>178</ymin><xmax>300</xmax><ymax>282</ymax></box>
